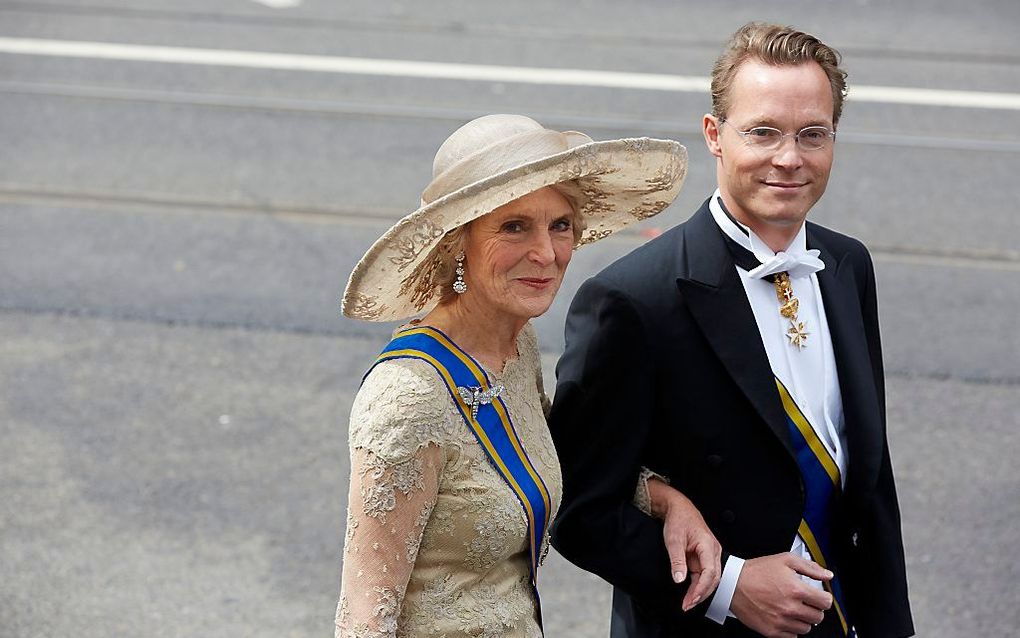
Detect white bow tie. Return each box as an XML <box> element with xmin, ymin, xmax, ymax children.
<box><xmin>747</xmin><ymin>248</ymin><xmax>825</xmax><ymax>279</ymax></box>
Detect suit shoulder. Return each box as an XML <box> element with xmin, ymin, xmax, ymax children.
<box><xmin>588</xmin><ymin>224</ymin><xmax>686</xmax><ymax>297</ymax></box>
<box><xmin>807</xmin><ymin>221</ymin><xmax>872</xmax><ymax>261</ymax></box>
<box><xmin>351</xmin><ymin>358</ymin><xmax>457</xmax><ymax>463</ymax></box>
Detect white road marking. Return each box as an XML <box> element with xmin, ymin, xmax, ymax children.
<box><xmin>7</xmin><ymin>79</ymin><xmax>1020</xmax><ymax>153</ymax></box>
<box><xmin>1</xmin><ymin>37</ymin><xmax>1019</xmax><ymax>111</ymax></box>
<box><xmin>250</xmin><ymin>0</ymin><xmax>302</xmax><ymax>7</ymax></box>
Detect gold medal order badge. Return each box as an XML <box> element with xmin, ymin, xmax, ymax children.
<box><xmin>773</xmin><ymin>272</ymin><xmax>809</xmax><ymax>349</ymax></box>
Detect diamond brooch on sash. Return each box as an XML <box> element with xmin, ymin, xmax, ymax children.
<box><xmin>773</xmin><ymin>272</ymin><xmax>809</xmax><ymax>349</ymax></box>
<box><xmin>457</xmin><ymin>384</ymin><xmax>505</xmax><ymax>418</ymax></box>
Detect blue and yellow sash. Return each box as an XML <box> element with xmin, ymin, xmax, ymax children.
<box><xmin>364</xmin><ymin>326</ymin><xmax>551</xmax><ymax>616</ymax></box>
<box><xmin>776</xmin><ymin>378</ymin><xmax>852</xmax><ymax>636</ymax></box>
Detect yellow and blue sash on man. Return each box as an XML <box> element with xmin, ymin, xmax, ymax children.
<box><xmin>365</xmin><ymin>326</ymin><xmax>552</xmax><ymax>618</ymax></box>
<box><xmin>776</xmin><ymin>378</ymin><xmax>853</xmax><ymax>637</ymax></box>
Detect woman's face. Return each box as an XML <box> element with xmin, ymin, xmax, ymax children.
<box><xmin>460</xmin><ymin>186</ymin><xmax>576</xmax><ymax>322</ymax></box>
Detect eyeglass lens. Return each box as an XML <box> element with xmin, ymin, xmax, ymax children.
<box><xmin>742</xmin><ymin>126</ymin><xmax>833</xmax><ymax>151</ymax></box>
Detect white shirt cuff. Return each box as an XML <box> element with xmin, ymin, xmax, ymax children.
<box><xmin>706</xmin><ymin>555</ymin><xmax>744</xmax><ymax>624</ymax></box>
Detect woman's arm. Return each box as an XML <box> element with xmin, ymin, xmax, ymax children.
<box><xmin>336</xmin><ymin>360</ymin><xmax>451</xmax><ymax>638</ymax></box>
<box><xmin>644</xmin><ymin>476</ymin><xmax>722</xmax><ymax>611</ymax></box>
<box><xmin>336</xmin><ymin>444</ymin><xmax>442</xmax><ymax>638</ymax></box>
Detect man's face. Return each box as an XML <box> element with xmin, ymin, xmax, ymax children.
<box><xmin>704</xmin><ymin>59</ymin><xmax>835</xmax><ymax>242</ymax></box>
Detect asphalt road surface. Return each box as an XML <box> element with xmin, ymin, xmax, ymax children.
<box><xmin>1</xmin><ymin>1</ymin><xmax>1018</xmax><ymax>636</ymax></box>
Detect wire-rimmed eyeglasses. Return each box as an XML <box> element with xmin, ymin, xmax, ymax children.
<box><xmin>719</xmin><ymin>119</ymin><xmax>836</xmax><ymax>152</ymax></box>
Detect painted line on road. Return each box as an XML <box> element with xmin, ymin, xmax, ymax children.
<box><xmin>5</xmin><ymin>3</ymin><xmax>1020</xmax><ymax>68</ymax></box>
<box><xmin>871</xmin><ymin>251</ymin><xmax>1020</xmax><ymax>272</ymax></box>
<box><xmin>0</xmin><ymin>184</ymin><xmax>403</xmax><ymax>226</ymax></box>
<box><xmin>2</xmin><ymin>37</ymin><xmax>1020</xmax><ymax>111</ymax></box>
<box><xmin>251</xmin><ymin>0</ymin><xmax>301</xmax><ymax>7</ymax></box>
<box><xmin>6</xmin><ymin>80</ymin><xmax>1020</xmax><ymax>154</ymax></box>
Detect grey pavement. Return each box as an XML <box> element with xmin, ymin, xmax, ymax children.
<box><xmin>1</xmin><ymin>1</ymin><xmax>1018</xmax><ymax>636</ymax></box>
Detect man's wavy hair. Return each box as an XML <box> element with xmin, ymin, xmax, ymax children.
<box><xmin>711</xmin><ymin>23</ymin><xmax>848</xmax><ymax>126</ymax></box>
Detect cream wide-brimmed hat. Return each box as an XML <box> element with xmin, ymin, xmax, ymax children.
<box><xmin>341</xmin><ymin>114</ymin><xmax>688</xmax><ymax>322</ymax></box>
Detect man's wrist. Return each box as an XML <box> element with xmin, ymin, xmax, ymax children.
<box><xmin>706</xmin><ymin>555</ymin><xmax>744</xmax><ymax>624</ymax></box>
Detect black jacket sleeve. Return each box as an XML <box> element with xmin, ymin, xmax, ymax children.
<box><xmin>854</xmin><ymin>246</ymin><xmax>915</xmax><ymax>638</ymax></box>
<box><xmin>549</xmin><ymin>275</ymin><xmax>713</xmax><ymax>623</ymax></box>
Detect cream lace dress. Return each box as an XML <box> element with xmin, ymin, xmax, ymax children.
<box><xmin>335</xmin><ymin>323</ymin><xmax>562</xmax><ymax>638</ymax></box>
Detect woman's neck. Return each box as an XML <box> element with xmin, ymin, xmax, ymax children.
<box><xmin>418</xmin><ymin>298</ymin><xmax>524</xmax><ymax>372</ymax></box>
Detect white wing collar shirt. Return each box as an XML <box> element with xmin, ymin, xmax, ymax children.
<box><xmin>705</xmin><ymin>190</ymin><xmax>849</xmax><ymax>624</ymax></box>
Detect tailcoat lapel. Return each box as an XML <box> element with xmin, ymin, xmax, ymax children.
<box><xmin>808</xmin><ymin>227</ymin><xmax>884</xmax><ymax>496</ymax></box>
<box><xmin>675</xmin><ymin>203</ymin><xmax>796</xmax><ymax>460</ymax></box>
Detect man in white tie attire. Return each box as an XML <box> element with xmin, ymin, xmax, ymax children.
<box><xmin>549</xmin><ymin>22</ymin><xmax>914</xmax><ymax>638</ymax></box>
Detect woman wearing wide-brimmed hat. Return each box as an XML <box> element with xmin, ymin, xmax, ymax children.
<box><xmin>335</xmin><ymin>114</ymin><xmax>719</xmax><ymax>637</ymax></box>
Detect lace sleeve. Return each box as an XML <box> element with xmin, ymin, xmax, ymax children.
<box><xmin>336</xmin><ymin>445</ymin><xmax>442</xmax><ymax>637</ymax></box>
<box><xmin>633</xmin><ymin>466</ymin><xmax>670</xmax><ymax>517</ymax></box>
<box><xmin>335</xmin><ymin>360</ymin><xmax>454</xmax><ymax>638</ymax></box>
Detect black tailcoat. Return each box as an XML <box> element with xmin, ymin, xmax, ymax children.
<box><xmin>549</xmin><ymin>199</ymin><xmax>913</xmax><ymax>637</ymax></box>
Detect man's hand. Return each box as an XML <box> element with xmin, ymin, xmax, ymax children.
<box><xmin>730</xmin><ymin>553</ymin><xmax>833</xmax><ymax>638</ymax></box>
<box><xmin>649</xmin><ymin>480</ymin><xmax>722</xmax><ymax>611</ymax></box>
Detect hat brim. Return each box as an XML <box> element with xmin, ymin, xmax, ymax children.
<box><xmin>342</xmin><ymin>137</ymin><xmax>687</xmax><ymax>322</ymax></box>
